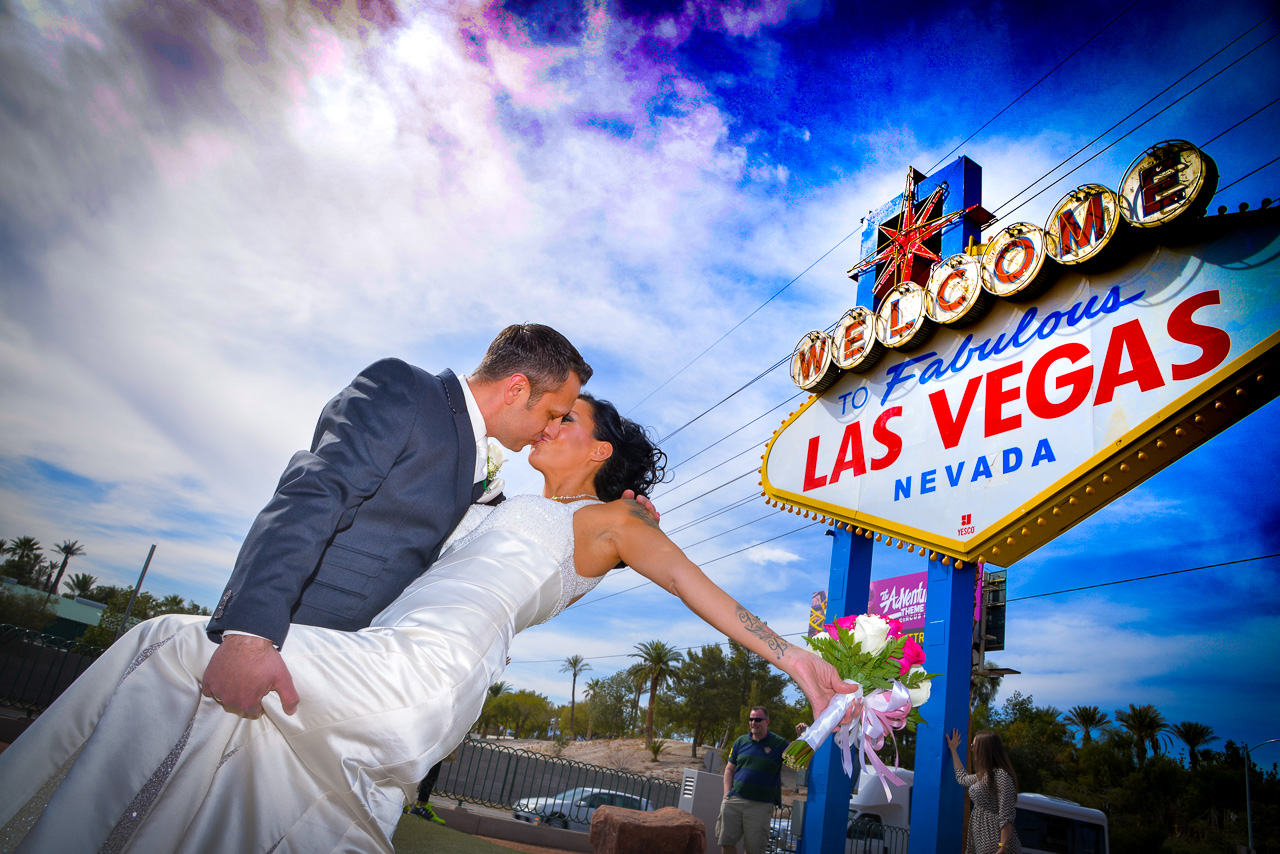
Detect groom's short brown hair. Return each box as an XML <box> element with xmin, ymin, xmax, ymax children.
<box><xmin>473</xmin><ymin>324</ymin><xmax>593</xmax><ymax>399</ymax></box>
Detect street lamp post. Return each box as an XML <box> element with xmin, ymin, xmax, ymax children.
<box><xmin>1244</xmin><ymin>737</ymin><xmax>1280</xmax><ymax>852</ymax></box>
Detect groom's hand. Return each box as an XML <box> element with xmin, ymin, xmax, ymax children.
<box><xmin>622</xmin><ymin>490</ymin><xmax>660</xmax><ymax>523</ymax></box>
<box><xmin>202</xmin><ymin>634</ymin><xmax>300</xmax><ymax>718</ymax></box>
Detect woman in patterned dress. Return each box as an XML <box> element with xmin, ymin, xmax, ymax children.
<box><xmin>947</xmin><ymin>728</ymin><xmax>1022</xmax><ymax>854</ymax></box>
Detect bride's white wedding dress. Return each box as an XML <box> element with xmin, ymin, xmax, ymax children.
<box><xmin>0</xmin><ymin>495</ymin><xmax>602</xmax><ymax>853</ymax></box>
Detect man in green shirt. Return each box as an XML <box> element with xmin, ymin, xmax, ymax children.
<box><xmin>717</xmin><ymin>706</ymin><xmax>790</xmax><ymax>854</ymax></box>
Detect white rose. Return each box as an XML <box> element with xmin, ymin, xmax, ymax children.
<box><xmin>853</xmin><ymin>614</ymin><xmax>892</xmax><ymax>655</ymax></box>
<box><xmin>487</xmin><ymin>439</ymin><xmax>505</xmax><ymax>474</ymax></box>
<box><xmin>906</xmin><ymin>664</ymin><xmax>932</xmax><ymax>708</ymax></box>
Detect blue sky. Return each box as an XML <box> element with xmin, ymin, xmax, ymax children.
<box><xmin>1</xmin><ymin>0</ymin><xmax>1278</xmax><ymax>764</ymax></box>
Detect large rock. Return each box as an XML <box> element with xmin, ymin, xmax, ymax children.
<box><xmin>589</xmin><ymin>805</ymin><xmax>706</xmax><ymax>854</ymax></box>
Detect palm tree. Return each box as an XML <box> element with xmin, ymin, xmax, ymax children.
<box><xmin>560</xmin><ymin>654</ymin><xmax>591</xmax><ymax>734</ymax></box>
<box><xmin>1115</xmin><ymin>703</ymin><xmax>1170</xmax><ymax>768</ymax></box>
<box><xmin>971</xmin><ymin>660</ymin><xmax>1004</xmax><ymax>709</ymax></box>
<box><xmin>47</xmin><ymin>540</ymin><xmax>85</xmax><ymax>597</ymax></box>
<box><xmin>3</xmin><ymin>536</ymin><xmax>42</xmax><ymax>584</ymax></box>
<box><xmin>64</xmin><ymin>572</ymin><xmax>98</xmax><ymax>598</ymax></box>
<box><xmin>1171</xmin><ymin>721</ymin><xmax>1219</xmax><ymax>770</ymax></box>
<box><xmin>157</xmin><ymin>594</ymin><xmax>187</xmax><ymax>614</ymax></box>
<box><xmin>630</xmin><ymin>640</ymin><xmax>683</xmax><ymax>743</ymax></box>
<box><xmin>1064</xmin><ymin>705</ymin><xmax>1110</xmax><ymax>745</ymax></box>
<box><xmin>480</xmin><ymin>681</ymin><xmax>511</xmax><ymax>737</ymax></box>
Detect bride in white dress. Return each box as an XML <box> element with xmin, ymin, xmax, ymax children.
<box><xmin>0</xmin><ymin>393</ymin><xmax>856</xmax><ymax>853</ymax></box>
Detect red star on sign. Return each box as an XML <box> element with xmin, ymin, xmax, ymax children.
<box><xmin>848</xmin><ymin>166</ymin><xmax>980</xmax><ymax>306</ymax></box>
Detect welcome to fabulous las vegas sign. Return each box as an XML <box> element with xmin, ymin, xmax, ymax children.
<box><xmin>761</xmin><ymin>140</ymin><xmax>1280</xmax><ymax>568</ymax></box>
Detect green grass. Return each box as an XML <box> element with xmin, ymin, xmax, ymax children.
<box><xmin>391</xmin><ymin>814</ymin><xmax>526</xmax><ymax>854</ymax></box>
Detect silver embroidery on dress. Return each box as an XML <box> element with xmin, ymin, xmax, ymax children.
<box><xmin>0</xmin><ymin>746</ymin><xmax>82</xmax><ymax>852</ymax></box>
<box><xmin>117</xmin><ymin>635</ymin><xmax>175</xmax><ymax>687</ymax></box>
<box><xmin>99</xmin><ymin>716</ymin><xmax>194</xmax><ymax>853</ymax></box>
<box><xmin>217</xmin><ymin>746</ymin><xmax>241</xmax><ymax>769</ymax></box>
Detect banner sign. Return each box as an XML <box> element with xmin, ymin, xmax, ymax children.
<box><xmin>761</xmin><ymin>141</ymin><xmax>1280</xmax><ymax>567</ymax></box>
<box><xmin>868</xmin><ymin>572</ymin><xmax>928</xmax><ymax>643</ymax></box>
<box><xmin>807</xmin><ymin>590</ymin><xmax>828</xmax><ymax>637</ymax></box>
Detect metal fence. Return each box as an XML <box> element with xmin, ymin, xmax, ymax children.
<box><xmin>436</xmin><ymin>737</ymin><xmax>680</xmax><ymax>823</ymax></box>
<box><xmin>0</xmin><ymin>625</ymin><xmax>104</xmax><ymax>713</ymax></box>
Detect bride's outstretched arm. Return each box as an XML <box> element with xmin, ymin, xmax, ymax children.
<box><xmin>591</xmin><ymin>502</ymin><xmax>858</xmax><ymax>724</ymax></box>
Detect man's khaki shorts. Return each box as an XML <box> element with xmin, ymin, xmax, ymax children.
<box><xmin>715</xmin><ymin>794</ymin><xmax>774</xmax><ymax>853</ymax></box>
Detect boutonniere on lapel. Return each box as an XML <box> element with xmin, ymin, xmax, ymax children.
<box><xmin>477</xmin><ymin>439</ymin><xmax>505</xmax><ymax>504</ymax></box>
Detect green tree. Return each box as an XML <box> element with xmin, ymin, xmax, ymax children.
<box><xmin>971</xmin><ymin>659</ymin><xmax>1004</xmax><ymax>709</ymax></box>
<box><xmin>560</xmin><ymin>654</ymin><xmax>591</xmax><ymax>734</ymax></box>
<box><xmin>1115</xmin><ymin>703</ymin><xmax>1170</xmax><ymax>769</ymax></box>
<box><xmin>1064</xmin><ymin>705</ymin><xmax>1110</xmax><ymax>745</ymax></box>
<box><xmin>64</xmin><ymin>572</ymin><xmax>98</xmax><ymax>598</ymax></box>
<box><xmin>670</xmin><ymin>643</ymin><xmax>736</xmax><ymax>756</ymax></box>
<box><xmin>47</xmin><ymin>540</ymin><xmax>85</xmax><ymax>596</ymax></box>
<box><xmin>3</xmin><ymin>536</ymin><xmax>44</xmax><ymax>585</ymax></box>
<box><xmin>487</xmin><ymin>689</ymin><xmax>553</xmax><ymax>739</ymax></box>
<box><xmin>630</xmin><ymin>640</ymin><xmax>683</xmax><ymax>743</ymax></box>
<box><xmin>0</xmin><ymin>584</ymin><xmax>58</xmax><ymax>632</ymax></box>
<box><xmin>1170</xmin><ymin>721</ymin><xmax>1219</xmax><ymax>771</ymax></box>
<box><xmin>583</xmin><ymin>672</ymin><xmax>632</xmax><ymax>739</ymax></box>
<box><xmin>992</xmin><ymin>692</ymin><xmax>1072</xmax><ymax>791</ymax></box>
<box><xmin>477</xmin><ymin>681</ymin><xmax>510</xmax><ymax>736</ymax></box>
<box><xmin>78</xmin><ymin>587</ymin><xmax>158</xmax><ymax>647</ymax></box>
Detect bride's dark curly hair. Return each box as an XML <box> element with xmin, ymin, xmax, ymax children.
<box><xmin>580</xmin><ymin>392</ymin><xmax>667</xmax><ymax>501</ymax></box>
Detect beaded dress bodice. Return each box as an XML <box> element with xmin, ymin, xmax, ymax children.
<box><xmin>440</xmin><ymin>494</ymin><xmax>604</xmax><ymax>623</ymax></box>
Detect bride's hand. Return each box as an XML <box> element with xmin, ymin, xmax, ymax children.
<box><xmin>202</xmin><ymin>634</ymin><xmax>300</xmax><ymax>718</ymax></box>
<box><xmin>790</xmin><ymin>650</ymin><xmax>861</xmax><ymax>725</ymax></box>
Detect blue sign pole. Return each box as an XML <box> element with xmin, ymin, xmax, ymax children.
<box><xmin>798</xmin><ymin>526</ymin><xmax>872</xmax><ymax>854</ymax></box>
<box><xmin>907</xmin><ymin>557</ymin><xmax>974</xmax><ymax>854</ymax></box>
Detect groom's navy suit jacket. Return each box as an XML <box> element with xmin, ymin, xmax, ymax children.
<box><xmin>207</xmin><ymin>358</ymin><xmax>482</xmax><ymax>648</ymax></box>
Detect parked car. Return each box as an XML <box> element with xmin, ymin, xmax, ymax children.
<box><xmin>512</xmin><ymin>787</ymin><xmax>652</xmax><ymax>831</ymax></box>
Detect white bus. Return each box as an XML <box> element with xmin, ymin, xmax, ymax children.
<box><xmin>1015</xmin><ymin>792</ymin><xmax>1109</xmax><ymax>854</ymax></box>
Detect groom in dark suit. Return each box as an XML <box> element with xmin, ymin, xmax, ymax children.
<box><xmin>202</xmin><ymin>324</ymin><xmax>592</xmax><ymax>717</ymax></box>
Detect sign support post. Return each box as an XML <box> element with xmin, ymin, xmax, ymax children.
<box><xmin>908</xmin><ymin>558</ymin><xmax>974</xmax><ymax>853</ymax></box>
<box><xmin>798</xmin><ymin>527</ymin><xmax>872</xmax><ymax>854</ymax></box>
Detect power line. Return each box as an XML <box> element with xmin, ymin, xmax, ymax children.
<box><xmin>990</xmin><ymin>10</ymin><xmax>1280</xmax><ymax>226</ymax></box>
<box><xmin>661</xmin><ymin>391</ymin><xmax>802</xmax><ymax>479</ymax></box>
<box><xmin>1009</xmin><ymin>553</ymin><xmax>1280</xmax><ymax>602</ymax></box>
<box><xmin>562</xmin><ymin>521</ymin><xmax>821</xmax><ymax>612</ymax></box>
<box><xmin>924</xmin><ymin>0</ymin><xmax>1146</xmax><ymax>175</ymax></box>
<box><xmin>1202</xmin><ymin>93</ymin><xmax>1280</xmax><ymax>149</ymax></box>
<box><xmin>627</xmin><ymin>236</ymin><xmax>859</xmax><ymax>417</ymax></box>
<box><xmin>513</xmin><ymin>553</ymin><xmax>1280</xmax><ymax>666</ymax></box>
<box><xmin>1215</xmin><ymin>153</ymin><xmax>1280</xmax><ymax>198</ymax></box>
<box><xmin>657</xmin><ymin>440</ymin><xmax>765</xmax><ymax>500</ymax></box>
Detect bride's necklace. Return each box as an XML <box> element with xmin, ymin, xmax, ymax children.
<box><xmin>551</xmin><ymin>493</ymin><xmax>599</xmax><ymax>502</ymax></box>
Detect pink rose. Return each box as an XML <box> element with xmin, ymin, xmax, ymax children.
<box><xmin>825</xmin><ymin>614</ymin><xmax>858</xmax><ymax>640</ymax></box>
<box><xmin>885</xmin><ymin>617</ymin><xmax>905</xmax><ymax>639</ymax></box>
<box><xmin>892</xmin><ymin>637</ymin><xmax>926</xmax><ymax>676</ymax></box>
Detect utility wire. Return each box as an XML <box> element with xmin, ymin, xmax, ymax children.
<box><xmin>990</xmin><ymin>10</ymin><xmax>1280</xmax><ymax>225</ymax></box>
<box><xmin>562</xmin><ymin>521</ymin><xmax>821</xmax><ymax>612</ymax></box>
<box><xmin>1202</xmin><ymin>93</ymin><xmax>1280</xmax><ymax>149</ymax></box>
<box><xmin>1009</xmin><ymin>553</ymin><xmax>1280</xmax><ymax>602</ymax></box>
<box><xmin>627</xmin><ymin>235</ymin><xmax>859</xmax><ymax>417</ymax></box>
<box><xmin>665</xmin><ymin>494</ymin><xmax>761</xmax><ymax>536</ymax></box>
<box><xmin>515</xmin><ymin>553</ymin><xmax>1280</xmax><ymax>665</ymax></box>
<box><xmin>1215</xmin><ymin>153</ymin><xmax>1280</xmax><ymax>197</ymax></box>
<box><xmin>662</xmin><ymin>468</ymin><xmax>763</xmax><ymax>514</ymax></box>
<box><xmin>925</xmin><ymin>0</ymin><xmax>1146</xmax><ymax>174</ymax></box>
<box><xmin>662</xmin><ymin>391</ymin><xmax>803</xmax><ymax>477</ymax></box>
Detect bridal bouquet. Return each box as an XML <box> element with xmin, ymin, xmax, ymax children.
<box><xmin>784</xmin><ymin>614</ymin><xmax>937</xmax><ymax>790</ymax></box>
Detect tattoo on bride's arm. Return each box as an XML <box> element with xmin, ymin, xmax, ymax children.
<box><xmin>736</xmin><ymin>606</ymin><xmax>791</xmax><ymax>660</ymax></box>
<box><xmin>626</xmin><ymin>503</ymin><xmax>661</xmax><ymax>531</ymax></box>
